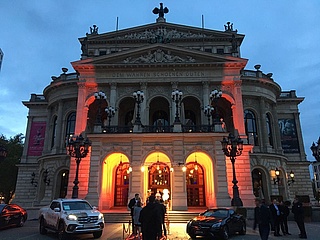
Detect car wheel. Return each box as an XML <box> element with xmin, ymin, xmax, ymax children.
<box><xmin>93</xmin><ymin>230</ymin><xmax>103</xmax><ymax>238</ymax></box>
<box><xmin>17</xmin><ymin>216</ymin><xmax>25</xmax><ymax>227</ymax></box>
<box><xmin>39</xmin><ymin>218</ymin><xmax>47</xmax><ymax>235</ymax></box>
<box><xmin>239</xmin><ymin>221</ymin><xmax>246</xmax><ymax>235</ymax></box>
<box><xmin>221</xmin><ymin>226</ymin><xmax>229</xmax><ymax>240</ymax></box>
<box><xmin>58</xmin><ymin>222</ymin><xmax>67</xmax><ymax>240</ymax></box>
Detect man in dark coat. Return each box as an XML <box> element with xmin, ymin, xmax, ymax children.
<box><xmin>292</xmin><ymin>197</ymin><xmax>307</xmax><ymax>239</ymax></box>
<box><xmin>269</xmin><ymin>199</ymin><xmax>281</xmax><ymax>236</ymax></box>
<box><xmin>279</xmin><ymin>200</ymin><xmax>291</xmax><ymax>235</ymax></box>
<box><xmin>139</xmin><ymin>195</ymin><xmax>162</xmax><ymax>240</ymax></box>
<box><xmin>128</xmin><ymin>193</ymin><xmax>140</xmax><ymax>233</ymax></box>
<box><xmin>253</xmin><ymin>198</ymin><xmax>271</xmax><ymax>240</ymax></box>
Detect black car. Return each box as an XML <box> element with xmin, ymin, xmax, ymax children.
<box><xmin>0</xmin><ymin>204</ymin><xmax>28</xmax><ymax>229</ymax></box>
<box><xmin>186</xmin><ymin>208</ymin><xmax>246</xmax><ymax>239</ymax></box>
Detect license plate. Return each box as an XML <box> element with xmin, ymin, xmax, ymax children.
<box><xmin>195</xmin><ymin>230</ymin><xmax>203</xmax><ymax>234</ymax></box>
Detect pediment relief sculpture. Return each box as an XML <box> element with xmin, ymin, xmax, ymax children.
<box><xmin>123</xmin><ymin>49</ymin><xmax>196</xmax><ymax>64</ymax></box>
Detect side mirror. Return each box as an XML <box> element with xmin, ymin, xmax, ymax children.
<box><xmin>93</xmin><ymin>206</ymin><xmax>97</xmax><ymax>210</ymax></box>
<box><xmin>54</xmin><ymin>207</ymin><xmax>60</xmax><ymax>212</ymax></box>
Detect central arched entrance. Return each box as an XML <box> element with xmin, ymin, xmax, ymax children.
<box><xmin>148</xmin><ymin>161</ymin><xmax>170</xmax><ymax>196</ymax></box>
<box><xmin>114</xmin><ymin>162</ymin><xmax>130</xmax><ymax>206</ymax></box>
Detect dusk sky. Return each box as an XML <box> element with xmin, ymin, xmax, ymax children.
<box><xmin>1</xmin><ymin>1</ymin><xmax>320</xmax><ymax>161</ymax></box>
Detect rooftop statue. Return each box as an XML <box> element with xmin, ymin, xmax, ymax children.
<box><xmin>153</xmin><ymin>3</ymin><xmax>169</xmax><ymax>22</ymax></box>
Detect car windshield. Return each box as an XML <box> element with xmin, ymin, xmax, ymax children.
<box><xmin>62</xmin><ymin>201</ymin><xmax>92</xmax><ymax>211</ymax></box>
<box><xmin>203</xmin><ymin>209</ymin><xmax>228</xmax><ymax>218</ymax></box>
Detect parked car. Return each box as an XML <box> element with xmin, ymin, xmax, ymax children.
<box><xmin>39</xmin><ymin>199</ymin><xmax>104</xmax><ymax>240</ymax></box>
<box><xmin>186</xmin><ymin>208</ymin><xmax>246</xmax><ymax>239</ymax></box>
<box><xmin>0</xmin><ymin>204</ymin><xmax>28</xmax><ymax>229</ymax></box>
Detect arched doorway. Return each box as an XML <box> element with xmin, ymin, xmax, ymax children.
<box><xmin>148</xmin><ymin>161</ymin><xmax>170</xmax><ymax>197</ymax></box>
<box><xmin>186</xmin><ymin>162</ymin><xmax>205</xmax><ymax>206</ymax></box>
<box><xmin>58</xmin><ymin>169</ymin><xmax>69</xmax><ymax>198</ymax></box>
<box><xmin>114</xmin><ymin>162</ymin><xmax>130</xmax><ymax>206</ymax></box>
<box><xmin>251</xmin><ymin>168</ymin><xmax>268</xmax><ymax>200</ymax></box>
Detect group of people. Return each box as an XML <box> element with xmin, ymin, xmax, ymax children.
<box><xmin>128</xmin><ymin>193</ymin><xmax>167</xmax><ymax>240</ymax></box>
<box><xmin>254</xmin><ymin>197</ymin><xmax>307</xmax><ymax>240</ymax></box>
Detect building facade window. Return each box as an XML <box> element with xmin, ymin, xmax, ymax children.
<box><xmin>244</xmin><ymin>109</ymin><xmax>259</xmax><ymax>146</ymax></box>
<box><xmin>66</xmin><ymin>112</ymin><xmax>76</xmax><ymax>139</ymax></box>
<box><xmin>266</xmin><ymin>113</ymin><xmax>274</xmax><ymax>147</ymax></box>
<box><xmin>51</xmin><ymin>116</ymin><xmax>57</xmax><ymax>149</ymax></box>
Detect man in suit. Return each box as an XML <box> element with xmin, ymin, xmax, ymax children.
<box><xmin>292</xmin><ymin>197</ymin><xmax>307</xmax><ymax>239</ymax></box>
<box><xmin>269</xmin><ymin>199</ymin><xmax>281</xmax><ymax>236</ymax></box>
<box><xmin>128</xmin><ymin>193</ymin><xmax>140</xmax><ymax>233</ymax></box>
<box><xmin>253</xmin><ymin>198</ymin><xmax>271</xmax><ymax>240</ymax></box>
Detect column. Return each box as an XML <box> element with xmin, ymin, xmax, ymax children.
<box><xmin>202</xmin><ymin>82</ymin><xmax>209</xmax><ymax>125</ymax></box>
<box><xmin>109</xmin><ymin>82</ymin><xmax>117</xmax><ymax>125</ymax></box>
<box><xmin>259</xmin><ymin>97</ymin><xmax>270</xmax><ymax>150</ymax></box>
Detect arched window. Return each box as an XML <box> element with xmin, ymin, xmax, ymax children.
<box><xmin>51</xmin><ymin>116</ymin><xmax>57</xmax><ymax>148</ymax></box>
<box><xmin>59</xmin><ymin>170</ymin><xmax>69</xmax><ymax>198</ymax></box>
<box><xmin>66</xmin><ymin>112</ymin><xmax>76</xmax><ymax>139</ymax></box>
<box><xmin>148</xmin><ymin>162</ymin><xmax>170</xmax><ymax>196</ymax></box>
<box><xmin>266</xmin><ymin>113</ymin><xmax>273</xmax><ymax>147</ymax></box>
<box><xmin>186</xmin><ymin>162</ymin><xmax>205</xmax><ymax>206</ymax></box>
<box><xmin>244</xmin><ymin>110</ymin><xmax>258</xmax><ymax>146</ymax></box>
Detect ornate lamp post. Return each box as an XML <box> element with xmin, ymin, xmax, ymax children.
<box><xmin>105</xmin><ymin>106</ymin><xmax>116</xmax><ymax>127</ymax></box>
<box><xmin>94</xmin><ymin>91</ymin><xmax>107</xmax><ymax>126</ymax></box>
<box><xmin>221</xmin><ymin>133</ymin><xmax>244</xmax><ymax>207</ymax></box>
<box><xmin>0</xmin><ymin>145</ymin><xmax>8</xmax><ymax>163</ymax></box>
<box><xmin>67</xmin><ymin>134</ymin><xmax>91</xmax><ymax>199</ymax></box>
<box><xmin>204</xmin><ymin>105</ymin><xmax>214</xmax><ymax>130</ymax></box>
<box><xmin>210</xmin><ymin>89</ymin><xmax>222</xmax><ymax>123</ymax></box>
<box><xmin>311</xmin><ymin>137</ymin><xmax>320</xmax><ymax>162</ymax></box>
<box><xmin>133</xmin><ymin>90</ymin><xmax>144</xmax><ymax>125</ymax></box>
<box><xmin>172</xmin><ymin>89</ymin><xmax>183</xmax><ymax>123</ymax></box>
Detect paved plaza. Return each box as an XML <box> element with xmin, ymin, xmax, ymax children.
<box><xmin>1</xmin><ymin>220</ymin><xmax>320</xmax><ymax>240</ymax></box>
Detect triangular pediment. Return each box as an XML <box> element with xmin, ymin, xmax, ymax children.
<box><xmin>83</xmin><ymin>21</ymin><xmax>244</xmax><ymax>44</ymax></box>
<box><xmin>72</xmin><ymin>44</ymin><xmax>247</xmax><ymax>68</ymax></box>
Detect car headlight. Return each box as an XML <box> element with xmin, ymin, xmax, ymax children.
<box><xmin>67</xmin><ymin>214</ymin><xmax>77</xmax><ymax>221</ymax></box>
<box><xmin>211</xmin><ymin>222</ymin><xmax>221</xmax><ymax>228</ymax></box>
<box><xmin>98</xmin><ymin>213</ymin><xmax>104</xmax><ymax>220</ymax></box>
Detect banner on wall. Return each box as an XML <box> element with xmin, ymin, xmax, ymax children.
<box><xmin>278</xmin><ymin>118</ymin><xmax>300</xmax><ymax>153</ymax></box>
<box><xmin>27</xmin><ymin>121</ymin><xmax>46</xmax><ymax>156</ymax></box>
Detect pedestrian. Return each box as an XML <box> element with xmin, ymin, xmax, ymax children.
<box><xmin>269</xmin><ymin>199</ymin><xmax>281</xmax><ymax>236</ymax></box>
<box><xmin>253</xmin><ymin>198</ymin><xmax>271</xmax><ymax>240</ymax></box>
<box><xmin>292</xmin><ymin>197</ymin><xmax>307</xmax><ymax>239</ymax></box>
<box><xmin>155</xmin><ymin>198</ymin><xmax>167</xmax><ymax>239</ymax></box>
<box><xmin>139</xmin><ymin>195</ymin><xmax>162</xmax><ymax>240</ymax></box>
<box><xmin>280</xmin><ymin>200</ymin><xmax>291</xmax><ymax>235</ymax></box>
<box><xmin>128</xmin><ymin>193</ymin><xmax>140</xmax><ymax>233</ymax></box>
<box><xmin>133</xmin><ymin>201</ymin><xmax>143</xmax><ymax>239</ymax></box>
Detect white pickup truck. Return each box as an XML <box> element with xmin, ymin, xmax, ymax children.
<box><xmin>39</xmin><ymin>198</ymin><xmax>104</xmax><ymax>240</ymax></box>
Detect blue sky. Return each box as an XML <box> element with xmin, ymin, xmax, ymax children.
<box><xmin>1</xmin><ymin>0</ymin><xmax>320</xmax><ymax>161</ymax></box>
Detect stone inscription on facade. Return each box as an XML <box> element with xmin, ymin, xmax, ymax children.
<box><xmin>111</xmin><ymin>71</ymin><xmax>206</xmax><ymax>78</ymax></box>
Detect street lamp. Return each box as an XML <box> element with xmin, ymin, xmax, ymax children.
<box><xmin>67</xmin><ymin>134</ymin><xmax>91</xmax><ymax>199</ymax></box>
<box><xmin>133</xmin><ymin>90</ymin><xmax>144</xmax><ymax>125</ymax></box>
<box><xmin>221</xmin><ymin>133</ymin><xmax>244</xmax><ymax>207</ymax></box>
<box><xmin>210</xmin><ymin>89</ymin><xmax>222</xmax><ymax>124</ymax></box>
<box><xmin>311</xmin><ymin>137</ymin><xmax>320</xmax><ymax>162</ymax></box>
<box><xmin>105</xmin><ymin>106</ymin><xmax>116</xmax><ymax>127</ymax></box>
<box><xmin>172</xmin><ymin>89</ymin><xmax>183</xmax><ymax>123</ymax></box>
<box><xmin>0</xmin><ymin>145</ymin><xmax>8</xmax><ymax>163</ymax></box>
<box><xmin>204</xmin><ymin>105</ymin><xmax>214</xmax><ymax>131</ymax></box>
<box><xmin>273</xmin><ymin>167</ymin><xmax>281</xmax><ymax>185</ymax></box>
<box><xmin>94</xmin><ymin>91</ymin><xmax>107</xmax><ymax>127</ymax></box>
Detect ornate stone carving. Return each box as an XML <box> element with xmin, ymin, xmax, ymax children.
<box><xmin>123</xmin><ymin>49</ymin><xmax>195</xmax><ymax>64</ymax></box>
<box><xmin>122</xmin><ymin>27</ymin><xmax>208</xmax><ymax>40</ymax></box>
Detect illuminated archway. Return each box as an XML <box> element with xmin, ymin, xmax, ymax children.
<box><xmin>114</xmin><ymin>162</ymin><xmax>130</xmax><ymax>206</ymax></box>
<box><xmin>186</xmin><ymin>152</ymin><xmax>215</xmax><ymax>207</ymax></box>
<box><xmin>142</xmin><ymin>152</ymin><xmax>171</xmax><ymax>203</ymax></box>
<box><xmin>186</xmin><ymin>162</ymin><xmax>205</xmax><ymax>206</ymax></box>
<box><xmin>100</xmin><ymin>153</ymin><xmax>130</xmax><ymax>210</ymax></box>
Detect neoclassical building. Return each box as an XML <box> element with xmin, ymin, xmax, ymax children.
<box><xmin>14</xmin><ymin>7</ymin><xmax>312</xmax><ymax>211</ymax></box>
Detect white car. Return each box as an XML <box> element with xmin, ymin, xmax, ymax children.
<box><xmin>39</xmin><ymin>199</ymin><xmax>104</xmax><ymax>240</ymax></box>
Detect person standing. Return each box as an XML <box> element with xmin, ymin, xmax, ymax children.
<box><xmin>128</xmin><ymin>193</ymin><xmax>140</xmax><ymax>233</ymax></box>
<box><xmin>269</xmin><ymin>199</ymin><xmax>281</xmax><ymax>236</ymax></box>
<box><xmin>139</xmin><ymin>195</ymin><xmax>162</xmax><ymax>240</ymax></box>
<box><xmin>292</xmin><ymin>197</ymin><xmax>307</xmax><ymax>239</ymax></box>
<box><xmin>133</xmin><ymin>201</ymin><xmax>143</xmax><ymax>239</ymax></box>
<box><xmin>280</xmin><ymin>200</ymin><xmax>291</xmax><ymax>235</ymax></box>
<box><xmin>253</xmin><ymin>198</ymin><xmax>271</xmax><ymax>240</ymax></box>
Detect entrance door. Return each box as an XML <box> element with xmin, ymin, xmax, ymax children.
<box><xmin>186</xmin><ymin>162</ymin><xmax>205</xmax><ymax>206</ymax></box>
<box><xmin>114</xmin><ymin>162</ymin><xmax>130</xmax><ymax>206</ymax></box>
<box><xmin>148</xmin><ymin>162</ymin><xmax>170</xmax><ymax>197</ymax></box>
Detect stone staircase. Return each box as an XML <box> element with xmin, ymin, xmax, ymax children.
<box><xmin>103</xmin><ymin>210</ymin><xmax>202</xmax><ymax>223</ymax></box>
